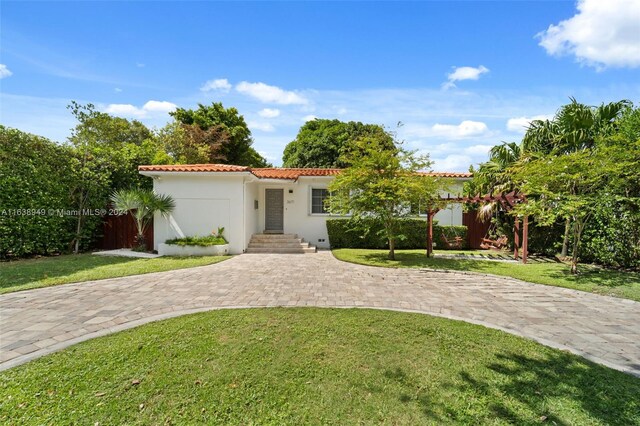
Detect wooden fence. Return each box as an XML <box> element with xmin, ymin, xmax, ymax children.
<box><xmin>97</xmin><ymin>213</ymin><xmax>153</xmax><ymax>251</ymax></box>
<box><xmin>463</xmin><ymin>210</ymin><xmax>491</xmax><ymax>249</ymax></box>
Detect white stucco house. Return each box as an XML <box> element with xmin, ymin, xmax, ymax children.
<box><xmin>139</xmin><ymin>164</ymin><xmax>472</xmax><ymax>254</ymax></box>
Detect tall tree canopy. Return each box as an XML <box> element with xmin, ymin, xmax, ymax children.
<box><xmin>67</xmin><ymin>102</ymin><xmax>164</xmax><ymax>252</ymax></box>
<box><xmin>327</xmin><ymin>136</ymin><xmax>445</xmax><ymax>260</ymax></box>
<box><xmin>169</xmin><ymin>102</ymin><xmax>269</xmax><ymax>167</ymax></box>
<box><xmin>282</xmin><ymin>119</ymin><xmax>394</xmax><ymax>168</ymax></box>
<box><xmin>467</xmin><ymin>98</ymin><xmax>638</xmax><ymax>272</ymax></box>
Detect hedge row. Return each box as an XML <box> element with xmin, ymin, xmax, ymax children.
<box><xmin>0</xmin><ymin>127</ymin><xmax>78</xmax><ymax>258</ymax></box>
<box><xmin>326</xmin><ymin>218</ymin><xmax>467</xmax><ymax>249</ymax></box>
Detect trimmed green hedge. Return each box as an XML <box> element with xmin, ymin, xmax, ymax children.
<box><xmin>326</xmin><ymin>218</ymin><xmax>467</xmax><ymax>249</ymax></box>
<box><xmin>0</xmin><ymin>127</ymin><xmax>78</xmax><ymax>258</ymax></box>
<box><xmin>165</xmin><ymin>235</ymin><xmax>227</xmax><ymax>247</ymax></box>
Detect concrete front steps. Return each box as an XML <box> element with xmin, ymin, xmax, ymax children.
<box><xmin>246</xmin><ymin>233</ymin><xmax>317</xmax><ymax>254</ymax></box>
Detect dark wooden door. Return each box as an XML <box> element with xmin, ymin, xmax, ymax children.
<box><xmin>265</xmin><ymin>189</ymin><xmax>284</xmax><ymax>233</ymax></box>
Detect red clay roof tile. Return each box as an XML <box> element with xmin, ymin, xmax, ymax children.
<box><xmin>138</xmin><ymin>164</ymin><xmax>471</xmax><ymax>179</ymax></box>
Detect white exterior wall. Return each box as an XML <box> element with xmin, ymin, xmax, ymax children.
<box><xmin>244</xmin><ymin>181</ymin><xmax>260</xmax><ymax>249</ymax></box>
<box><xmin>148</xmin><ymin>172</ymin><xmax>469</xmax><ymax>253</ymax></box>
<box><xmin>253</xmin><ymin>177</ymin><xmax>335</xmax><ymax>249</ymax></box>
<box><xmin>151</xmin><ymin>174</ymin><xmax>247</xmax><ymax>254</ymax></box>
<box><xmin>434</xmin><ymin>181</ymin><xmax>467</xmax><ymax>226</ymax></box>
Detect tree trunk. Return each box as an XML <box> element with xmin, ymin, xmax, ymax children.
<box><xmin>388</xmin><ymin>238</ymin><xmax>395</xmax><ymax>260</ymax></box>
<box><xmin>570</xmin><ymin>219</ymin><xmax>585</xmax><ymax>275</ymax></box>
<box><xmin>426</xmin><ymin>212</ymin><xmax>434</xmax><ymax>258</ymax></box>
<box><xmin>73</xmin><ymin>214</ymin><xmax>83</xmax><ymax>254</ymax></box>
<box><xmin>561</xmin><ymin>218</ymin><xmax>571</xmax><ymax>258</ymax></box>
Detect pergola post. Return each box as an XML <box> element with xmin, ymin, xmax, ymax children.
<box><xmin>426</xmin><ymin>210</ymin><xmax>436</xmax><ymax>257</ymax></box>
<box><xmin>514</xmin><ymin>217</ymin><xmax>520</xmax><ymax>260</ymax></box>
<box><xmin>522</xmin><ymin>215</ymin><xmax>529</xmax><ymax>264</ymax></box>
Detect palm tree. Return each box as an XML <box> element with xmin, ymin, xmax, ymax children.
<box><xmin>521</xmin><ymin>98</ymin><xmax>629</xmax><ymax>257</ymax></box>
<box><xmin>523</xmin><ymin>98</ymin><xmax>630</xmax><ymax>155</ymax></box>
<box><xmin>111</xmin><ymin>189</ymin><xmax>175</xmax><ymax>250</ymax></box>
<box><xmin>471</xmin><ymin>141</ymin><xmax>522</xmax><ymax>200</ymax></box>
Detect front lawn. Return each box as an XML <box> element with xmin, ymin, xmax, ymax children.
<box><xmin>1</xmin><ymin>308</ymin><xmax>638</xmax><ymax>425</ymax></box>
<box><xmin>0</xmin><ymin>253</ymin><xmax>229</xmax><ymax>294</ymax></box>
<box><xmin>333</xmin><ymin>249</ymin><xmax>640</xmax><ymax>302</ymax></box>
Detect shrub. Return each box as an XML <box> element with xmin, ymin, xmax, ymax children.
<box><xmin>0</xmin><ymin>127</ymin><xmax>78</xmax><ymax>258</ymax></box>
<box><xmin>326</xmin><ymin>218</ymin><xmax>467</xmax><ymax>249</ymax></box>
<box><xmin>580</xmin><ymin>199</ymin><xmax>640</xmax><ymax>269</ymax></box>
<box><xmin>165</xmin><ymin>235</ymin><xmax>227</xmax><ymax>247</ymax></box>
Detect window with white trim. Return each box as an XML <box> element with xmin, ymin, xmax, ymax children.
<box><xmin>311</xmin><ymin>188</ymin><xmax>330</xmax><ymax>214</ymax></box>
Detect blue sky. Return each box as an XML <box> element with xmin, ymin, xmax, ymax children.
<box><xmin>1</xmin><ymin>1</ymin><xmax>639</xmax><ymax>171</ymax></box>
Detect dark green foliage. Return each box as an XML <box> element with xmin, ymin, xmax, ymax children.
<box><xmin>581</xmin><ymin>199</ymin><xmax>640</xmax><ymax>269</ymax></box>
<box><xmin>67</xmin><ymin>103</ymin><xmax>163</xmax><ymax>252</ymax></box>
<box><xmin>326</xmin><ymin>218</ymin><xmax>467</xmax><ymax>249</ymax></box>
<box><xmin>165</xmin><ymin>235</ymin><xmax>227</xmax><ymax>246</ymax></box>
<box><xmin>170</xmin><ymin>102</ymin><xmax>269</xmax><ymax>167</ymax></box>
<box><xmin>282</xmin><ymin>119</ymin><xmax>394</xmax><ymax>168</ymax></box>
<box><xmin>0</xmin><ymin>127</ymin><xmax>77</xmax><ymax>257</ymax></box>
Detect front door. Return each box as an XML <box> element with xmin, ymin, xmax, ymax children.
<box><xmin>264</xmin><ymin>189</ymin><xmax>284</xmax><ymax>233</ymax></box>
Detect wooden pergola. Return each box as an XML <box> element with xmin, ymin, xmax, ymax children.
<box><xmin>425</xmin><ymin>191</ymin><xmax>530</xmax><ymax>263</ymax></box>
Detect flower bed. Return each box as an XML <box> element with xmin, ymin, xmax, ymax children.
<box><xmin>159</xmin><ymin>235</ymin><xmax>229</xmax><ymax>256</ymax></box>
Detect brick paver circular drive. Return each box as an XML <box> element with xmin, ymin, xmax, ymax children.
<box><xmin>1</xmin><ymin>252</ymin><xmax>639</xmax><ymax>376</ymax></box>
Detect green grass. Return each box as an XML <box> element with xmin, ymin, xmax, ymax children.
<box><xmin>1</xmin><ymin>308</ymin><xmax>638</xmax><ymax>425</ymax></box>
<box><xmin>0</xmin><ymin>253</ymin><xmax>229</xmax><ymax>294</ymax></box>
<box><xmin>333</xmin><ymin>249</ymin><xmax>640</xmax><ymax>302</ymax></box>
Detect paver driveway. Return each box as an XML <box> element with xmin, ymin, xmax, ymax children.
<box><xmin>1</xmin><ymin>252</ymin><xmax>639</xmax><ymax>376</ymax></box>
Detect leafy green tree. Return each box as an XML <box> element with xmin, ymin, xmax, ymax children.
<box><xmin>512</xmin><ymin>141</ymin><xmax>637</xmax><ymax>274</ymax></box>
<box><xmin>67</xmin><ymin>102</ymin><xmax>164</xmax><ymax>253</ymax></box>
<box><xmin>0</xmin><ymin>127</ymin><xmax>77</xmax><ymax>257</ymax></box>
<box><xmin>327</xmin><ymin>136</ymin><xmax>443</xmax><ymax>260</ymax></box>
<box><xmin>170</xmin><ymin>102</ymin><xmax>269</xmax><ymax>167</ymax></box>
<box><xmin>110</xmin><ymin>189</ymin><xmax>175</xmax><ymax>251</ymax></box>
<box><xmin>282</xmin><ymin>119</ymin><xmax>394</xmax><ymax>168</ymax></box>
<box><xmin>523</xmin><ymin>98</ymin><xmax>630</xmax><ymax>257</ymax></box>
<box><xmin>523</xmin><ymin>98</ymin><xmax>630</xmax><ymax>154</ymax></box>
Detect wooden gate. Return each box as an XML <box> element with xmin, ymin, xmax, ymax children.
<box><xmin>98</xmin><ymin>213</ymin><xmax>154</xmax><ymax>250</ymax></box>
<box><xmin>463</xmin><ymin>210</ymin><xmax>491</xmax><ymax>249</ymax></box>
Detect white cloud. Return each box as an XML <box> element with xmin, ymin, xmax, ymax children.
<box><xmin>236</xmin><ymin>81</ymin><xmax>308</xmax><ymax>105</ymax></box>
<box><xmin>432</xmin><ymin>155</ymin><xmax>473</xmax><ymax>173</ymax></box>
<box><xmin>105</xmin><ymin>100</ymin><xmax>177</xmax><ymax>118</ymax></box>
<box><xmin>443</xmin><ymin>65</ymin><xmax>489</xmax><ymax>89</ymax></box>
<box><xmin>258</xmin><ymin>108</ymin><xmax>281</xmax><ymax>118</ymax></box>
<box><xmin>142</xmin><ymin>100</ymin><xmax>177</xmax><ymax>113</ymax></box>
<box><xmin>247</xmin><ymin>121</ymin><xmax>276</xmax><ymax>132</ymax></box>
<box><xmin>537</xmin><ymin>0</ymin><xmax>640</xmax><ymax>69</ymax></box>
<box><xmin>201</xmin><ymin>78</ymin><xmax>232</xmax><ymax>92</ymax></box>
<box><xmin>114</xmin><ymin>88</ymin><xmax>122</xmax><ymax>93</ymax></box>
<box><xmin>136</xmin><ymin>63</ymin><xmax>145</xmax><ymax>68</ymax></box>
<box><xmin>506</xmin><ymin>115</ymin><xmax>553</xmax><ymax>133</ymax></box>
<box><xmin>407</xmin><ymin>120</ymin><xmax>489</xmax><ymax>139</ymax></box>
<box><xmin>463</xmin><ymin>144</ymin><xmax>494</xmax><ymax>155</ymax></box>
<box><xmin>303</xmin><ymin>115</ymin><xmax>318</xmax><ymax>122</ymax></box>
<box><xmin>105</xmin><ymin>104</ymin><xmax>146</xmax><ymax>118</ymax></box>
<box><xmin>0</xmin><ymin>64</ymin><xmax>13</xmax><ymax>79</ymax></box>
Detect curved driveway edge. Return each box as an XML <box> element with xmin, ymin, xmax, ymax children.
<box><xmin>1</xmin><ymin>252</ymin><xmax>639</xmax><ymax>377</ymax></box>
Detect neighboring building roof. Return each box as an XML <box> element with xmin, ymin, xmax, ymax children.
<box><xmin>418</xmin><ymin>172</ymin><xmax>473</xmax><ymax>178</ymax></box>
<box><xmin>138</xmin><ymin>164</ymin><xmax>472</xmax><ymax>180</ymax></box>
<box><xmin>138</xmin><ymin>164</ymin><xmax>249</xmax><ymax>173</ymax></box>
<box><xmin>251</xmin><ymin>168</ymin><xmax>342</xmax><ymax>179</ymax></box>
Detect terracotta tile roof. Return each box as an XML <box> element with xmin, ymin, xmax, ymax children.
<box><xmin>138</xmin><ymin>164</ymin><xmax>471</xmax><ymax>180</ymax></box>
<box><xmin>138</xmin><ymin>164</ymin><xmax>249</xmax><ymax>173</ymax></box>
<box><xmin>419</xmin><ymin>172</ymin><xmax>473</xmax><ymax>178</ymax></box>
<box><xmin>251</xmin><ymin>168</ymin><xmax>342</xmax><ymax>180</ymax></box>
